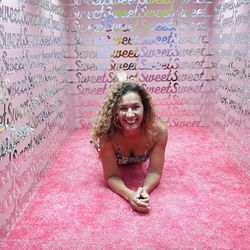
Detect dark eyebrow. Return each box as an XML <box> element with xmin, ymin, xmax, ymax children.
<box><xmin>119</xmin><ymin>103</ymin><xmax>140</xmax><ymax>107</ymax></box>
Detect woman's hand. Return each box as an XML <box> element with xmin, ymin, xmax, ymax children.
<box><xmin>128</xmin><ymin>187</ymin><xmax>151</xmax><ymax>213</ymax></box>
<box><xmin>136</xmin><ymin>187</ymin><xmax>150</xmax><ymax>202</ymax></box>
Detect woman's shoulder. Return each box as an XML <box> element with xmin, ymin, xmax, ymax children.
<box><xmin>97</xmin><ymin>136</ymin><xmax>117</xmax><ymax>154</ymax></box>
<box><xmin>157</xmin><ymin>118</ymin><xmax>167</xmax><ymax>131</ymax></box>
<box><xmin>154</xmin><ymin>118</ymin><xmax>168</xmax><ymax>144</ymax></box>
<box><xmin>99</xmin><ymin>135</ymin><xmax>112</xmax><ymax>144</ymax></box>
<box><xmin>99</xmin><ymin>134</ymin><xmax>119</xmax><ymax>148</ymax></box>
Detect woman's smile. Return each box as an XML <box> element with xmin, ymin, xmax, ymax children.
<box><xmin>125</xmin><ymin>119</ymin><xmax>136</xmax><ymax>124</ymax></box>
<box><xmin>123</xmin><ymin>118</ymin><xmax>138</xmax><ymax>127</ymax></box>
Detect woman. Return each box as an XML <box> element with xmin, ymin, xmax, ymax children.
<box><xmin>90</xmin><ymin>81</ymin><xmax>168</xmax><ymax>212</ymax></box>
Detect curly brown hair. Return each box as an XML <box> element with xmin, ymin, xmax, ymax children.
<box><xmin>90</xmin><ymin>81</ymin><xmax>159</xmax><ymax>143</ymax></box>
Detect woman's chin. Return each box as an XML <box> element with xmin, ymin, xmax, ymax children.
<box><xmin>125</xmin><ymin>126</ymin><xmax>138</xmax><ymax>131</ymax></box>
<box><xmin>122</xmin><ymin>122</ymin><xmax>141</xmax><ymax>131</ymax></box>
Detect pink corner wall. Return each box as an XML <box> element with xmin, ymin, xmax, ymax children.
<box><xmin>207</xmin><ymin>0</ymin><xmax>250</xmax><ymax>177</ymax></box>
<box><xmin>0</xmin><ymin>0</ymin><xmax>74</xmax><ymax>240</ymax></box>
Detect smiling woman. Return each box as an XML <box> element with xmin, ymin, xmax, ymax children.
<box><xmin>90</xmin><ymin>80</ymin><xmax>168</xmax><ymax>213</ymax></box>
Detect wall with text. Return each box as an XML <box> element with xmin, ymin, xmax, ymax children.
<box><xmin>207</xmin><ymin>0</ymin><xmax>250</xmax><ymax>177</ymax></box>
<box><xmin>67</xmin><ymin>0</ymin><xmax>213</xmax><ymax>130</ymax></box>
<box><xmin>0</xmin><ymin>0</ymin><xmax>73</xmax><ymax>240</ymax></box>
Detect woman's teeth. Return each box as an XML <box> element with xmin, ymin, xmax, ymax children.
<box><xmin>125</xmin><ymin>120</ymin><xmax>136</xmax><ymax>124</ymax></box>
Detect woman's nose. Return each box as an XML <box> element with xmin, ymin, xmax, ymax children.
<box><xmin>126</xmin><ymin>108</ymin><xmax>134</xmax><ymax>117</ymax></box>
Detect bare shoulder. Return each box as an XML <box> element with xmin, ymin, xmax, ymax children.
<box><xmin>99</xmin><ymin>136</ymin><xmax>114</xmax><ymax>150</ymax></box>
<box><xmin>155</xmin><ymin>119</ymin><xmax>168</xmax><ymax>145</ymax></box>
<box><xmin>98</xmin><ymin>136</ymin><xmax>119</xmax><ymax>180</ymax></box>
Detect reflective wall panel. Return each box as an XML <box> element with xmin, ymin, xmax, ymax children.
<box><xmin>66</xmin><ymin>0</ymin><xmax>213</xmax><ymax>130</ymax></box>
<box><xmin>0</xmin><ymin>0</ymin><xmax>74</xmax><ymax>240</ymax></box>
<box><xmin>208</xmin><ymin>0</ymin><xmax>250</xmax><ymax>177</ymax></box>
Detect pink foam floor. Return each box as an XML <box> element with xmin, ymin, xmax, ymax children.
<box><xmin>1</xmin><ymin>127</ymin><xmax>250</xmax><ymax>249</ymax></box>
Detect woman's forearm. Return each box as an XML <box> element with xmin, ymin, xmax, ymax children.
<box><xmin>143</xmin><ymin>171</ymin><xmax>161</xmax><ymax>193</ymax></box>
<box><xmin>106</xmin><ymin>176</ymin><xmax>134</xmax><ymax>202</ymax></box>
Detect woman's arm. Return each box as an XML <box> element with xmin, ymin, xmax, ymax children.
<box><xmin>99</xmin><ymin>139</ymin><xmax>132</xmax><ymax>200</ymax></box>
<box><xmin>99</xmin><ymin>139</ymin><xmax>150</xmax><ymax>212</ymax></box>
<box><xmin>143</xmin><ymin>124</ymin><xmax>168</xmax><ymax>193</ymax></box>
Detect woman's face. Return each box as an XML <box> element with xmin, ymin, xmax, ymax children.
<box><xmin>117</xmin><ymin>92</ymin><xmax>144</xmax><ymax>132</ymax></box>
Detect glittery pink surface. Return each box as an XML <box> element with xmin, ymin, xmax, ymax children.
<box><xmin>1</xmin><ymin>128</ymin><xmax>249</xmax><ymax>249</ymax></box>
